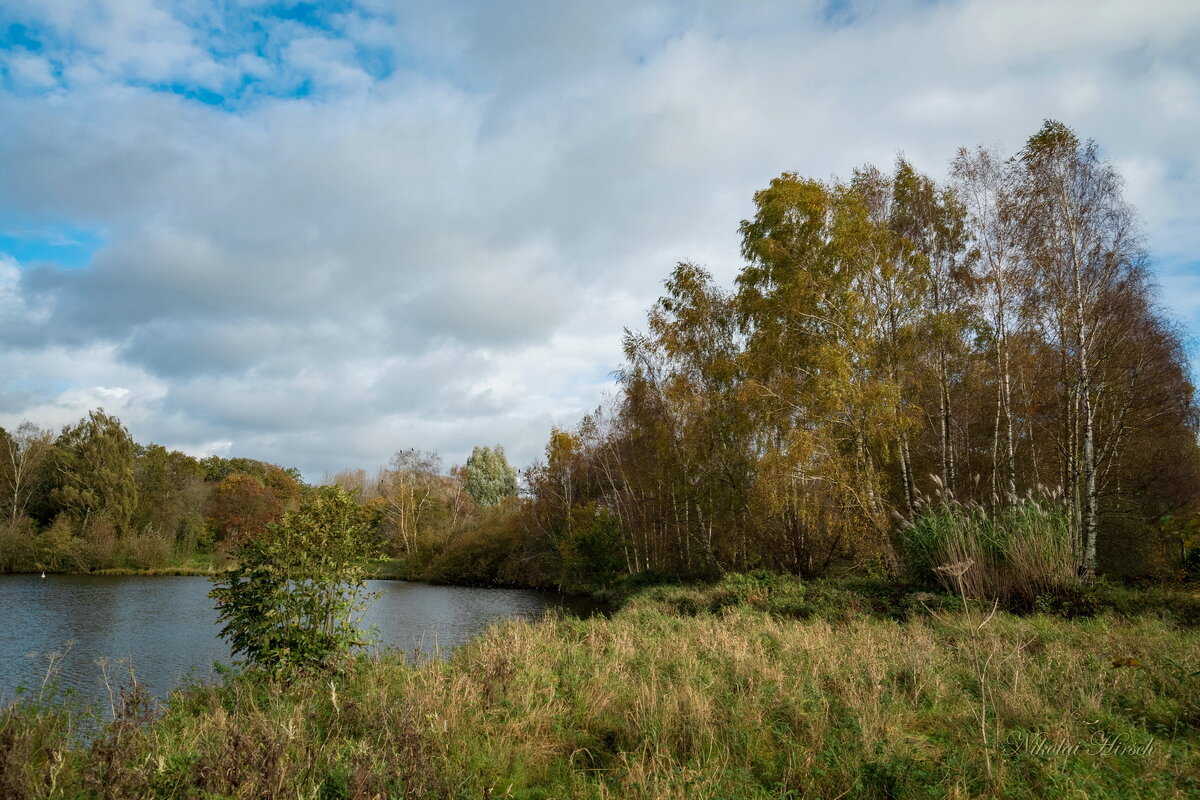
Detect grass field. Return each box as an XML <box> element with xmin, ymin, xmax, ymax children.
<box><xmin>2</xmin><ymin>575</ymin><xmax>1198</xmax><ymax>799</ymax></box>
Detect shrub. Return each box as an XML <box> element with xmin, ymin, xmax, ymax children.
<box><xmin>420</xmin><ymin>501</ymin><xmax>540</xmax><ymax>587</ymax></box>
<box><xmin>35</xmin><ymin>515</ymin><xmax>80</xmax><ymax>572</ymax></box>
<box><xmin>120</xmin><ymin>533</ymin><xmax>173</xmax><ymax>570</ymax></box>
<box><xmin>78</xmin><ymin>516</ymin><xmax>119</xmax><ymax>571</ymax></box>
<box><xmin>210</xmin><ymin>486</ymin><xmax>379</xmax><ymax>675</ymax></box>
<box><xmin>1184</xmin><ymin>546</ymin><xmax>1200</xmax><ymax>581</ymax></box>
<box><xmin>558</xmin><ymin>503</ymin><xmax>624</xmax><ymax>591</ymax></box>
<box><xmin>0</xmin><ymin>517</ymin><xmax>36</xmax><ymax>572</ymax></box>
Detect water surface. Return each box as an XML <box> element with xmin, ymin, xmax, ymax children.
<box><xmin>0</xmin><ymin>575</ymin><xmax>593</xmax><ymax>710</ymax></box>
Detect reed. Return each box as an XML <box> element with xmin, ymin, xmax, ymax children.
<box><xmin>898</xmin><ymin>485</ymin><xmax>1076</xmax><ymax>607</ymax></box>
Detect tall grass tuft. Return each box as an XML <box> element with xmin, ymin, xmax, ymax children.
<box><xmin>898</xmin><ymin>483</ymin><xmax>1076</xmax><ymax>607</ymax></box>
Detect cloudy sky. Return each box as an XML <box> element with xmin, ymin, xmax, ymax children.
<box><xmin>1</xmin><ymin>0</ymin><xmax>1198</xmax><ymax>481</ymax></box>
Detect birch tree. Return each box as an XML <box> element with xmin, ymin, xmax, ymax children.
<box><xmin>1016</xmin><ymin>120</ymin><xmax>1142</xmax><ymax>577</ymax></box>
<box><xmin>380</xmin><ymin>449</ymin><xmax>442</xmax><ymax>554</ymax></box>
<box><xmin>0</xmin><ymin>421</ymin><xmax>53</xmax><ymax>527</ymax></box>
<box><xmin>736</xmin><ymin>174</ymin><xmax>894</xmax><ymax>571</ymax></box>
<box><xmin>953</xmin><ymin>146</ymin><xmax>1023</xmax><ymax>500</ymax></box>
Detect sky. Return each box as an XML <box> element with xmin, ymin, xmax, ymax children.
<box><xmin>1</xmin><ymin>0</ymin><xmax>1198</xmax><ymax>482</ymax></box>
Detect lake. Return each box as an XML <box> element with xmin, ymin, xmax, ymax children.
<box><xmin>0</xmin><ymin>574</ymin><xmax>596</xmax><ymax>710</ymax></box>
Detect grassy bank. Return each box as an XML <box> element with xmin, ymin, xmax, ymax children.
<box><xmin>4</xmin><ymin>576</ymin><xmax>1199</xmax><ymax>799</ymax></box>
<box><xmin>5</xmin><ymin>553</ymin><xmax>230</xmax><ymax>578</ymax></box>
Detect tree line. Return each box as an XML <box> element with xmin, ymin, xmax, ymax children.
<box><xmin>0</xmin><ymin>407</ymin><xmax>522</xmax><ymax>574</ymax></box>
<box><xmin>0</xmin><ymin>409</ymin><xmax>299</xmax><ymax>571</ymax></box>
<box><xmin>3</xmin><ymin>120</ymin><xmax>1196</xmax><ymax>590</ymax></box>
<box><xmin>518</xmin><ymin>120</ymin><xmax>1200</xmax><ymax>586</ymax></box>
<box><xmin>335</xmin><ymin>120</ymin><xmax>1200</xmax><ymax>592</ymax></box>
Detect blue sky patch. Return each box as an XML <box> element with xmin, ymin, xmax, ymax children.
<box><xmin>2</xmin><ymin>23</ymin><xmax>42</xmax><ymax>52</ymax></box>
<box><xmin>157</xmin><ymin>82</ymin><xmax>228</xmax><ymax>107</ymax></box>
<box><xmin>0</xmin><ymin>226</ymin><xmax>105</xmax><ymax>269</ymax></box>
<box><xmin>265</xmin><ymin>1</ymin><xmax>355</xmax><ymax>29</ymax></box>
<box><xmin>0</xmin><ymin>1</ymin><xmax>399</xmax><ymax>107</ymax></box>
<box><xmin>822</xmin><ymin>0</ymin><xmax>859</xmax><ymax>28</ymax></box>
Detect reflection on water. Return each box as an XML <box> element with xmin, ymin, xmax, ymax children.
<box><xmin>0</xmin><ymin>575</ymin><xmax>596</xmax><ymax>710</ymax></box>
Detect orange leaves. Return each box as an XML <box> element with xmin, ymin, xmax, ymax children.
<box><xmin>205</xmin><ymin>473</ymin><xmax>284</xmax><ymax>546</ymax></box>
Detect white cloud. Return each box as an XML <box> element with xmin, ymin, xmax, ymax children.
<box><xmin>3</xmin><ymin>52</ymin><xmax>58</xmax><ymax>89</ymax></box>
<box><xmin>1</xmin><ymin>0</ymin><xmax>1198</xmax><ymax>480</ymax></box>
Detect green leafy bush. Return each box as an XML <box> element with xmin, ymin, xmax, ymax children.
<box><xmin>0</xmin><ymin>517</ymin><xmax>36</xmax><ymax>572</ymax></box>
<box><xmin>210</xmin><ymin>485</ymin><xmax>379</xmax><ymax>675</ymax></box>
<box><xmin>420</xmin><ymin>501</ymin><xmax>546</xmax><ymax>588</ymax></box>
<box><xmin>558</xmin><ymin>503</ymin><xmax>624</xmax><ymax>591</ymax></box>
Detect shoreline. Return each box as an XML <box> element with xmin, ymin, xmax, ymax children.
<box><xmin>0</xmin><ymin>566</ymin><xmax>611</xmax><ymax>604</ymax></box>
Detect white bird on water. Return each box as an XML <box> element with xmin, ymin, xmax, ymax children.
<box><xmin>40</xmin><ymin>571</ymin><xmax>45</xmax><ymax>578</ymax></box>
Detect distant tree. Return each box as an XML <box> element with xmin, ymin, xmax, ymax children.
<box><xmin>0</xmin><ymin>421</ymin><xmax>54</xmax><ymax>526</ymax></box>
<box><xmin>444</xmin><ymin>464</ymin><xmax>473</xmax><ymax>529</ymax></box>
<box><xmin>50</xmin><ymin>409</ymin><xmax>138</xmax><ymax>534</ymax></box>
<box><xmin>132</xmin><ymin>444</ymin><xmax>206</xmax><ymax>542</ymax></box>
<box><xmin>205</xmin><ymin>474</ymin><xmax>284</xmax><ymax>546</ymax></box>
<box><xmin>463</xmin><ymin>445</ymin><xmax>518</xmax><ymax>507</ymax></box>
<box><xmin>379</xmin><ymin>449</ymin><xmax>444</xmax><ymax>555</ymax></box>
<box><xmin>200</xmin><ymin>454</ymin><xmax>232</xmax><ymax>482</ymax></box>
<box><xmin>326</xmin><ymin>468</ymin><xmax>370</xmax><ymax>495</ymax></box>
<box><xmin>251</xmin><ymin>461</ymin><xmax>304</xmax><ymax>508</ymax></box>
<box><xmin>202</xmin><ymin>456</ymin><xmax>302</xmax><ymax>506</ymax></box>
<box><xmin>528</xmin><ymin>429</ymin><xmax>584</xmax><ymax>536</ymax></box>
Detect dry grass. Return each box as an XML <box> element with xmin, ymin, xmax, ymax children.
<box><xmin>2</xmin><ymin>588</ymin><xmax>1198</xmax><ymax>799</ymax></box>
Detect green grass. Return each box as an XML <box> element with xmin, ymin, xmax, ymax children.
<box><xmin>3</xmin><ymin>577</ymin><xmax>1199</xmax><ymax>799</ymax></box>
<box><xmin>617</xmin><ymin>570</ymin><xmax>1200</xmax><ymax>626</ymax></box>
<box><xmin>44</xmin><ymin>552</ymin><xmax>232</xmax><ymax>577</ymax></box>
<box><xmin>88</xmin><ymin>566</ymin><xmax>226</xmax><ymax>577</ymax></box>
